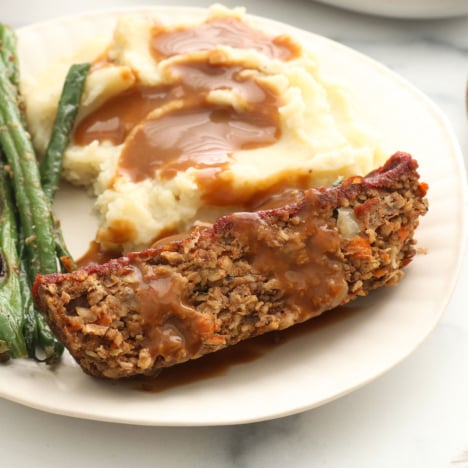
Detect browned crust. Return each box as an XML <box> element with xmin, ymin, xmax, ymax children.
<box><xmin>33</xmin><ymin>152</ymin><xmax>428</xmax><ymax>379</ymax></box>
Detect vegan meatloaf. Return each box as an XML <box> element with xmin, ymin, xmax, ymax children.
<box><xmin>33</xmin><ymin>152</ymin><xmax>428</xmax><ymax>379</ymax></box>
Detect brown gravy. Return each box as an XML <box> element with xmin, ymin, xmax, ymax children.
<box><xmin>119</xmin><ymin>187</ymin><xmax>346</xmax><ymax>370</ymax></box>
<box><xmin>73</xmin><ymin>17</ymin><xmax>302</xmax><ymax>207</ymax></box>
<box><xmin>76</xmin><ymin>240</ymin><xmax>121</xmax><ymax>267</ymax></box>
<box><xmin>135</xmin><ymin>305</ymin><xmax>358</xmax><ymax>393</ymax></box>
<box><xmin>74</xmin><ymin>85</ymin><xmax>174</xmax><ymax>147</ymax></box>
<box><xmin>227</xmin><ymin>198</ymin><xmax>347</xmax><ymax>321</ymax></box>
<box><xmin>75</xmin><ymin>60</ymin><xmax>282</xmax><ymax>195</ymax></box>
<box><xmin>129</xmin><ymin>264</ymin><xmax>216</xmax><ymax>365</ymax></box>
<box><xmin>119</xmin><ymin>95</ymin><xmax>280</xmax><ymax>184</ymax></box>
<box><xmin>151</xmin><ymin>17</ymin><xmax>300</xmax><ymax>61</ymax></box>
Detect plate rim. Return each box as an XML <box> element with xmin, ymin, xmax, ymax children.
<box><xmin>2</xmin><ymin>5</ymin><xmax>466</xmax><ymax>426</ymax></box>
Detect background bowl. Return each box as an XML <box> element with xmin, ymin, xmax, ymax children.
<box><xmin>314</xmin><ymin>0</ymin><xmax>468</xmax><ymax>19</ymax></box>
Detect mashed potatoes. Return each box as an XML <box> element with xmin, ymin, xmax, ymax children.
<box><xmin>23</xmin><ymin>5</ymin><xmax>386</xmax><ymax>253</ymax></box>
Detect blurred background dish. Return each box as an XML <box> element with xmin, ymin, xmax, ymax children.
<box><xmin>313</xmin><ymin>0</ymin><xmax>468</xmax><ymax>18</ymax></box>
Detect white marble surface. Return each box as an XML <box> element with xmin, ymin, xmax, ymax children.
<box><xmin>1</xmin><ymin>1</ymin><xmax>467</xmax><ymax>467</ymax></box>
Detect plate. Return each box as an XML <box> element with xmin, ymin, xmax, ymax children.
<box><xmin>0</xmin><ymin>7</ymin><xmax>466</xmax><ymax>426</ymax></box>
<box><xmin>313</xmin><ymin>0</ymin><xmax>468</xmax><ymax>18</ymax></box>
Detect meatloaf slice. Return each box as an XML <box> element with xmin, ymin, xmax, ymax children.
<box><xmin>33</xmin><ymin>152</ymin><xmax>428</xmax><ymax>379</ymax></box>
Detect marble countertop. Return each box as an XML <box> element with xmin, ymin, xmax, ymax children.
<box><xmin>1</xmin><ymin>1</ymin><xmax>467</xmax><ymax>467</ymax></box>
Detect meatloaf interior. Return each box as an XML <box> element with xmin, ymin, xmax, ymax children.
<box><xmin>33</xmin><ymin>152</ymin><xmax>428</xmax><ymax>379</ymax></box>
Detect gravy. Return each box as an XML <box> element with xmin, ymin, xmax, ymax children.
<box><xmin>151</xmin><ymin>17</ymin><xmax>300</xmax><ymax>61</ymax></box>
<box><xmin>73</xmin><ymin>18</ymin><xmax>301</xmax><ymax>206</ymax></box>
<box><xmin>136</xmin><ymin>305</ymin><xmax>359</xmax><ymax>393</ymax></box>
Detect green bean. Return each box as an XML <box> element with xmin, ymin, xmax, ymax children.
<box><xmin>0</xmin><ymin>159</ymin><xmax>27</xmax><ymax>359</ymax></box>
<box><xmin>40</xmin><ymin>63</ymin><xmax>90</xmax><ymax>200</ymax></box>
<box><xmin>0</xmin><ymin>24</ymin><xmax>19</xmax><ymax>88</ymax></box>
<box><xmin>0</xmin><ymin>26</ymin><xmax>87</xmax><ymax>363</ymax></box>
<box><xmin>0</xmin><ymin>63</ymin><xmax>57</xmax><ymax>278</ymax></box>
<box><xmin>0</xmin><ymin>24</ymin><xmax>26</xmax><ymax>127</ymax></box>
<box><xmin>19</xmin><ymin>254</ymin><xmax>37</xmax><ymax>358</ymax></box>
<box><xmin>0</xmin><ymin>58</ymin><xmax>63</xmax><ymax>361</ymax></box>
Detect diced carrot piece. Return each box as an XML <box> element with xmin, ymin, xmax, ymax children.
<box><xmin>346</xmin><ymin>236</ymin><xmax>372</xmax><ymax>260</ymax></box>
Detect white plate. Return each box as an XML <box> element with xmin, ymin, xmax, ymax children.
<box><xmin>0</xmin><ymin>7</ymin><xmax>466</xmax><ymax>426</ymax></box>
<box><xmin>313</xmin><ymin>0</ymin><xmax>468</xmax><ymax>18</ymax></box>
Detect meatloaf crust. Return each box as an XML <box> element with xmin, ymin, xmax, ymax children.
<box><xmin>33</xmin><ymin>152</ymin><xmax>428</xmax><ymax>379</ymax></box>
